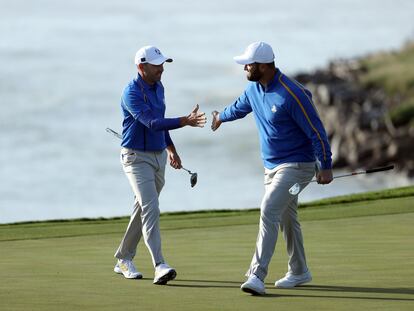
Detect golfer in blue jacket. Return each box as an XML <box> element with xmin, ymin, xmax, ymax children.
<box><xmin>114</xmin><ymin>45</ymin><xmax>207</xmax><ymax>285</ymax></box>
<box><xmin>211</xmin><ymin>42</ymin><xmax>333</xmax><ymax>295</ymax></box>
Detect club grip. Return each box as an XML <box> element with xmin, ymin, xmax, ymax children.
<box><xmin>366</xmin><ymin>165</ymin><xmax>394</xmax><ymax>174</ymax></box>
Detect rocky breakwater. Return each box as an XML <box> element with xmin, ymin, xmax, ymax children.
<box><xmin>295</xmin><ymin>57</ymin><xmax>414</xmax><ymax>177</ymax></box>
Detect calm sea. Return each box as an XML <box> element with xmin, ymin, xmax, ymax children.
<box><xmin>1</xmin><ymin>0</ymin><xmax>413</xmax><ymax>223</ymax></box>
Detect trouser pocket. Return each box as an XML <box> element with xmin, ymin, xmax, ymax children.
<box><xmin>120</xmin><ymin>151</ymin><xmax>137</xmax><ymax>166</ymax></box>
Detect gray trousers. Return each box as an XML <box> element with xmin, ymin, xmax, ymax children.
<box><xmin>246</xmin><ymin>162</ymin><xmax>315</xmax><ymax>281</ymax></box>
<box><xmin>114</xmin><ymin>148</ymin><xmax>167</xmax><ymax>267</ymax></box>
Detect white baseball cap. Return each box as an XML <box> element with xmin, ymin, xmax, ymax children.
<box><xmin>134</xmin><ymin>46</ymin><xmax>173</xmax><ymax>65</ymax></box>
<box><xmin>233</xmin><ymin>42</ymin><xmax>275</xmax><ymax>65</ymax></box>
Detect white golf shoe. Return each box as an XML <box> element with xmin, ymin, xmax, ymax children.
<box><xmin>153</xmin><ymin>263</ymin><xmax>177</xmax><ymax>285</ymax></box>
<box><xmin>241</xmin><ymin>274</ymin><xmax>266</xmax><ymax>295</ymax></box>
<box><xmin>274</xmin><ymin>270</ymin><xmax>312</xmax><ymax>288</ymax></box>
<box><xmin>114</xmin><ymin>259</ymin><xmax>143</xmax><ymax>279</ymax></box>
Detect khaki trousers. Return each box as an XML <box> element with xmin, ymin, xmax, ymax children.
<box><xmin>246</xmin><ymin>162</ymin><xmax>316</xmax><ymax>281</ymax></box>
<box><xmin>114</xmin><ymin>148</ymin><xmax>167</xmax><ymax>267</ymax></box>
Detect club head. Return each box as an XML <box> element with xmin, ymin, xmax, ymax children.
<box><xmin>288</xmin><ymin>183</ymin><xmax>301</xmax><ymax>195</ymax></box>
<box><xmin>190</xmin><ymin>173</ymin><xmax>198</xmax><ymax>187</ymax></box>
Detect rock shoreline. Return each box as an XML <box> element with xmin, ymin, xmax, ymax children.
<box><xmin>294</xmin><ymin>59</ymin><xmax>414</xmax><ymax>177</ymax></box>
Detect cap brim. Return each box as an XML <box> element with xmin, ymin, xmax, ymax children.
<box><xmin>148</xmin><ymin>57</ymin><xmax>173</xmax><ymax>65</ymax></box>
<box><xmin>233</xmin><ymin>55</ymin><xmax>254</xmax><ymax>65</ymax></box>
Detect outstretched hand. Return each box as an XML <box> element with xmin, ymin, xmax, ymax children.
<box><xmin>181</xmin><ymin>104</ymin><xmax>207</xmax><ymax>127</ymax></box>
<box><xmin>211</xmin><ymin>110</ymin><xmax>222</xmax><ymax>131</ymax></box>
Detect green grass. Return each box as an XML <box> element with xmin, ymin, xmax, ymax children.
<box><xmin>360</xmin><ymin>42</ymin><xmax>414</xmax><ymax>126</ymax></box>
<box><xmin>1</xmin><ymin>187</ymin><xmax>413</xmax><ymax>311</ymax></box>
<box><xmin>389</xmin><ymin>98</ymin><xmax>414</xmax><ymax>127</ymax></box>
<box><xmin>360</xmin><ymin>42</ymin><xmax>414</xmax><ymax>96</ymax></box>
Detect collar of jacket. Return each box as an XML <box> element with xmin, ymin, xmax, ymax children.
<box><xmin>135</xmin><ymin>73</ymin><xmax>159</xmax><ymax>90</ymax></box>
<box><xmin>261</xmin><ymin>68</ymin><xmax>282</xmax><ymax>91</ymax></box>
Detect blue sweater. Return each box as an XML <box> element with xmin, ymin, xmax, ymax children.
<box><xmin>220</xmin><ymin>69</ymin><xmax>332</xmax><ymax>170</ymax></box>
<box><xmin>120</xmin><ymin>74</ymin><xmax>181</xmax><ymax>151</ymax></box>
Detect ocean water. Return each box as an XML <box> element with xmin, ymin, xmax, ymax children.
<box><xmin>1</xmin><ymin>0</ymin><xmax>413</xmax><ymax>223</ymax></box>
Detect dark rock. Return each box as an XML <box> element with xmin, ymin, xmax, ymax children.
<box><xmin>294</xmin><ymin>58</ymin><xmax>414</xmax><ymax>177</ymax></box>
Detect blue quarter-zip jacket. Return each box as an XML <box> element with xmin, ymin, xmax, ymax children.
<box><xmin>219</xmin><ymin>69</ymin><xmax>332</xmax><ymax>170</ymax></box>
<box><xmin>120</xmin><ymin>74</ymin><xmax>181</xmax><ymax>151</ymax></box>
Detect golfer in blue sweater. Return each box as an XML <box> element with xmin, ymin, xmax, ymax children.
<box><xmin>114</xmin><ymin>46</ymin><xmax>207</xmax><ymax>285</ymax></box>
<box><xmin>211</xmin><ymin>42</ymin><xmax>333</xmax><ymax>295</ymax></box>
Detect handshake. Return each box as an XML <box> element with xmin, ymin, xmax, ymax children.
<box><xmin>179</xmin><ymin>104</ymin><xmax>222</xmax><ymax>131</ymax></box>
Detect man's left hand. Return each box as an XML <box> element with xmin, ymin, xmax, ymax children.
<box><xmin>168</xmin><ymin>152</ymin><xmax>182</xmax><ymax>169</ymax></box>
<box><xmin>316</xmin><ymin>169</ymin><xmax>333</xmax><ymax>184</ymax></box>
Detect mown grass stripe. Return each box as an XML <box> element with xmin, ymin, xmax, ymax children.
<box><xmin>1</xmin><ymin>194</ymin><xmax>413</xmax><ymax>242</ymax></box>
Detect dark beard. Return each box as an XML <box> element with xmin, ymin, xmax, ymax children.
<box><xmin>247</xmin><ymin>67</ymin><xmax>262</xmax><ymax>81</ymax></box>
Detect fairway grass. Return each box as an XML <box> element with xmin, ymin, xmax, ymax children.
<box><xmin>1</xmin><ymin>188</ymin><xmax>413</xmax><ymax>310</ymax></box>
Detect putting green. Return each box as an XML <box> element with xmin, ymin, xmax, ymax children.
<box><xmin>0</xmin><ymin>189</ymin><xmax>413</xmax><ymax>311</ymax></box>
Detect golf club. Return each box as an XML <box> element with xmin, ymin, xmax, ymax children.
<box><xmin>106</xmin><ymin>127</ymin><xmax>198</xmax><ymax>187</ymax></box>
<box><xmin>106</xmin><ymin>127</ymin><xmax>122</xmax><ymax>139</ymax></box>
<box><xmin>289</xmin><ymin>165</ymin><xmax>395</xmax><ymax>195</ymax></box>
<box><xmin>181</xmin><ymin>167</ymin><xmax>198</xmax><ymax>188</ymax></box>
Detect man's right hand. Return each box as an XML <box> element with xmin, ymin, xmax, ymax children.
<box><xmin>316</xmin><ymin>169</ymin><xmax>333</xmax><ymax>184</ymax></box>
<box><xmin>180</xmin><ymin>104</ymin><xmax>207</xmax><ymax>127</ymax></box>
<box><xmin>211</xmin><ymin>111</ymin><xmax>222</xmax><ymax>131</ymax></box>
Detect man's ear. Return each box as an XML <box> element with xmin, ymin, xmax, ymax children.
<box><xmin>258</xmin><ymin>63</ymin><xmax>267</xmax><ymax>73</ymax></box>
<box><xmin>137</xmin><ymin>63</ymin><xmax>145</xmax><ymax>72</ymax></box>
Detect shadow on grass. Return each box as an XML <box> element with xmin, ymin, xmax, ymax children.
<box><xmin>167</xmin><ymin>279</ymin><xmax>414</xmax><ymax>301</ymax></box>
